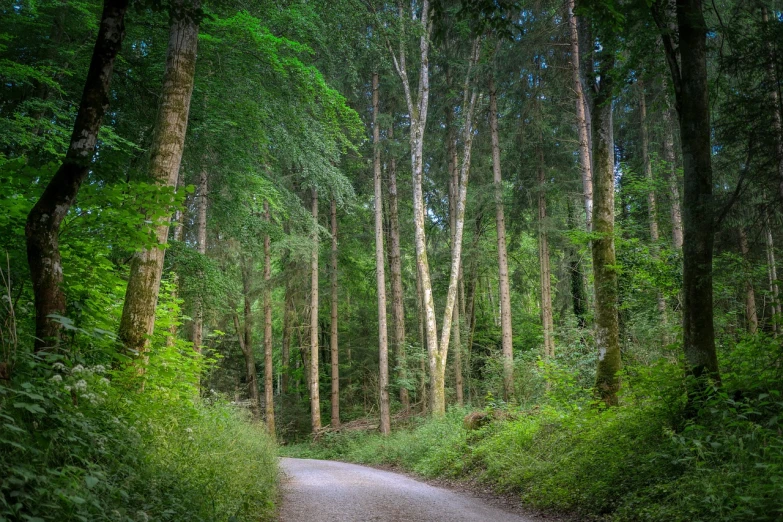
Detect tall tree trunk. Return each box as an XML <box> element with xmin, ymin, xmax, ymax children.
<box><xmin>639</xmin><ymin>81</ymin><xmax>667</xmax><ymax>316</ymax></box>
<box><xmin>661</xmin><ymin>99</ymin><xmax>684</xmax><ymax>250</ymax></box>
<box><xmin>372</xmin><ymin>72</ymin><xmax>391</xmax><ymax>435</ymax></box>
<box><xmin>765</xmin><ymin>213</ymin><xmax>781</xmax><ymax>332</ymax></box>
<box><xmin>538</xmin><ymin>137</ymin><xmax>555</xmax><ymax>359</ymax></box>
<box><xmin>653</xmin><ymin>0</ymin><xmax>721</xmax><ymax>383</ymax></box>
<box><xmin>447</xmin><ymin>105</ymin><xmax>464</xmax><ymax>407</ymax></box>
<box><xmin>282</xmin><ymin>280</ymin><xmax>293</xmax><ymax>395</ymax></box>
<box><xmin>330</xmin><ymin>198</ymin><xmax>340</xmax><ymax>428</ymax></box>
<box><xmin>416</xmin><ymin>257</ymin><xmax>428</xmax><ymax>413</ymax></box>
<box><xmin>433</xmin><ymin>39</ymin><xmax>481</xmax><ymax>415</ymax></box>
<box><xmin>738</xmin><ymin>226</ymin><xmax>759</xmax><ymax>334</ymax></box>
<box><xmin>761</xmin><ymin>7</ymin><xmax>783</xmax><ymax>201</ymax></box>
<box><xmin>387</xmin><ymin>125</ymin><xmax>410</xmax><ymax>412</ymax></box>
<box><xmin>192</xmin><ymin>167</ymin><xmax>208</xmax><ymax>353</ymax></box>
<box><xmin>591</xmin><ymin>53</ymin><xmax>621</xmax><ymax>406</ymax></box>
<box><xmin>309</xmin><ymin>189</ymin><xmax>322</xmax><ymax>432</ymax></box>
<box><xmin>234</xmin><ymin>310</ymin><xmax>261</xmax><ymax>422</ymax></box>
<box><xmin>489</xmin><ymin>76</ymin><xmax>514</xmax><ymax>398</ymax></box>
<box><xmin>567</xmin><ymin>0</ymin><xmax>594</xmax><ymax>231</ymax></box>
<box><xmin>167</xmin><ymin>172</ymin><xmax>185</xmax><ymax>346</ymax></box>
<box><xmin>119</xmin><ymin>0</ymin><xmax>200</xmax><ymax>358</ymax></box>
<box><xmin>25</xmin><ymin>0</ymin><xmax>129</xmax><ymax>350</ymax></box>
<box><xmin>388</xmin><ymin>0</ymin><xmax>441</xmax><ymax>414</ymax></box>
<box><xmin>263</xmin><ymin>202</ymin><xmax>275</xmax><ymax>435</ymax></box>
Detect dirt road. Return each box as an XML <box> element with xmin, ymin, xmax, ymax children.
<box><xmin>279</xmin><ymin>457</ymin><xmax>538</xmax><ymax>521</ymax></box>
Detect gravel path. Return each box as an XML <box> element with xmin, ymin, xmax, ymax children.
<box><xmin>279</xmin><ymin>457</ymin><xmax>538</xmax><ymax>522</ymax></box>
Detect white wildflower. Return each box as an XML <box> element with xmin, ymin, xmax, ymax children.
<box><xmin>71</xmin><ymin>364</ymin><xmax>85</xmax><ymax>374</ymax></box>
<box><xmin>185</xmin><ymin>427</ymin><xmax>193</xmax><ymax>434</ymax></box>
<box><xmin>64</xmin><ymin>385</ymin><xmax>72</xmax><ymax>392</ymax></box>
<box><xmin>100</xmin><ymin>377</ymin><xmax>110</xmax><ymax>386</ymax></box>
<box><xmin>50</xmin><ymin>374</ymin><xmax>62</xmax><ymax>383</ymax></box>
<box><xmin>93</xmin><ymin>365</ymin><xmax>106</xmax><ymax>374</ymax></box>
<box><xmin>74</xmin><ymin>379</ymin><xmax>88</xmax><ymax>391</ymax></box>
<box><xmin>52</xmin><ymin>362</ymin><xmax>66</xmax><ymax>372</ymax></box>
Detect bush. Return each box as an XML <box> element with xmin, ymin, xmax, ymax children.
<box><xmin>0</xmin><ymin>349</ymin><xmax>278</xmax><ymax>521</ymax></box>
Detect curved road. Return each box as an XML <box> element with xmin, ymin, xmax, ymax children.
<box><xmin>279</xmin><ymin>457</ymin><xmax>537</xmax><ymax>522</ymax></box>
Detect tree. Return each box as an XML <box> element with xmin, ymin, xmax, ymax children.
<box><xmin>591</xmin><ymin>48</ymin><xmax>621</xmax><ymax>406</ymax></box>
<box><xmin>309</xmin><ymin>189</ymin><xmax>322</xmax><ymax>432</ymax></box>
<box><xmin>119</xmin><ymin>0</ymin><xmax>201</xmax><ymax>359</ymax></box>
<box><xmin>25</xmin><ymin>0</ymin><xmax>130</xmax><ymax>350</ymax></box>
<box><xmin>330</xmin><ymin>197</ymin><xmax>340</xmax><ymax>429</ymax></box>
<box><xmin>567</xmin><ymin>0</ymin><xmax>593</xmax><ymax>231</ymax></box>
<box><xmin>263</xmin><ymin>201</ymin><xmax>275</xmax><ymax>435</ymax></box>
<box><xmin>372</xmin><ymin>72</ymin><xmax>391</xmax><ymax>435</ymax></box>
<box><xmin>387</xmin><ymin>124</ymin><xmax>410</xmax><ymax>412</ymax></box>
<box><xmin>489</xmin><ymin>74</ymin><xmax>514</xmax><ymax>398</ymax></box>
<box><xmin>652</xmin><ymin>0</ymin><xmax>721</xmax><ymax>384</ymax></box>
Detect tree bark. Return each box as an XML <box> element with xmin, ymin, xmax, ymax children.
<box><xmin>639</xmin><ymin>81</ymin><xmax>667</xmax><ymax>317</ymax></box>
<box><xmin>282</xmin><ymin>279</ymin><xmax>293</xmax><ymax>395</ymax></box>
<box><xmin>119</xmin><ymin>0</ymin><xmax>200</xmax><ymax>358</ymax></box>
<box><xmin>591</xmin><ymin>52</ymin><xmax>621</xmax><ymax>406</ymax></box>
<box><xmin>25</xmin><ymin>0</ymin><xmax>129</xmax><ymax>350</ymax></box>
<box><xmin>653</xmin><ymin>0</ymin><xmax>721</xmax><ymax>383</ymax></box>
<box><xmin>433</xmin><ymin>39</ymin><xmax>481</xmax><ymax>415</ymax></box>
<box><xmin>234</xmin><ymin>308</ymin><xmax>261</xmax><ymax>422</ymax></box>
<box><xmin>661</xmin><ymin>99</ymin><xmax>684</xmax><ymax>250</ymax></box>
<box><xmin>567</xmin><ymin>0</ymin><xmax>594</xmax><ymax>231</ymax></box>
<box><xmin>765</xmin><ymin>213</ymin><xmax>781</xmax><ymax>332</ymax></box>
<box><xmin>447</xmin><ymin>105</ymin><xmax>464</xmax><ymax>407</ymax></box>
<box><xmin>167</xmin><ymin>171</ymin><xmax>185</xmax><ymax>346</ymax></box>
<box><xmin>263</xmin><ymin>202</ymin><xmax>275</xmax><ymax>435</ymax></box>
<box><xmin>388</xmin><ymin>0</ymin><xmax>441</xmax><ymax>414</ymax></box>
<box><xmin>387</xmin><ymin>125</ymin><xmax>410</xmax><ymax>412</ymax></box>
<box><xmin>310</xmin><ymin>189</ymin><xmax>322</xmax><ymax>432</ymax></box>
<box><xmin>738</xmin><ymin>226</ymin><xmax>758</xmax><ymax>334</ymax></box>
<box><xmin>192</xmin><ymin>167</ymin><xmax>208</xmax><ymax>353</ymax></box>
<box><xmin>489</xmin><ymin>76</ymin><xmax>514</xmax><ymax>398</ymax></box>
<box><xmin>330</xmin><ymin>198</ymin><xmax>340</xmax><ymax>428</ymax></box>
<box><xmin>761</xmin><ymin>7</ymin><xmax>783</xmax><ymax>201</ymax></box>
<box><xmin>538</xmin><ymin>137</ymin><xmax>555</xmax><ymax>359</ymax></box>
<box><xmin>416</xmin><ymin>255</ymin><xmax>428</xmax><ymax>413</ymax></box>
<box><xmin>372</xmin><ymin>72</ymin><xmax>391</xmax><ymax>435</ymax></box>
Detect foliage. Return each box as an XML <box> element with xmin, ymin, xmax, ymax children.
<box><xmin>284</xmin><ymin>349</ymin><xmax>783</xmax><ymax>521</ymax></box>
<box><xmin>0</xmin><ymin>297</ymin><xmax>278</xmax><ymax>522</ymax></box>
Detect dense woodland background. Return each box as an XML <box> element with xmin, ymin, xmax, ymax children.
<box><xmin>1</xmin><ymin>0</ymin><xmax>783</xmax><ymax>520</ymax></box>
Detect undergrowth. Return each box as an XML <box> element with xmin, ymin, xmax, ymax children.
<box><xmin>284</xmin><ymin>338</ymin><xmax>783</xmax><ymax>522</ymax></box>
<box><xmin>0</xmin><ymin>344</ymin><xmax>278</xmax><ymax>521</ymax></box>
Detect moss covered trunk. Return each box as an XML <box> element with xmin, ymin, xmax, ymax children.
<box><xmin>591</xmin><ymin>52</ymin><xmax>621</xmax><ymax>406</ymax></box>
<box><xmin>119</xmin><ymin>0</ymin><xmax>200</xmax><ymax>358</ymax></box>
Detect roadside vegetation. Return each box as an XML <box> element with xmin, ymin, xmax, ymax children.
<box><xmin>285</xmin><ymin>337</ymin><xmax>783</xmax><ymax>522</ymax></box>
<box><xmin>0</xmin><ymin>320</ymin><xmax>278</xmax><ymax>522</ymax></box>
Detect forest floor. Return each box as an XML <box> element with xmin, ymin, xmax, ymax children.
<box><xmin>278</xmin><ymin>457</ymin><xmax>551</xmax><ymax>522</ymax></box>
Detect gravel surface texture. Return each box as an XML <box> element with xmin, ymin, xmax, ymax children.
<box><xmin>279</xmin><ymin>457</ymin><xmax>540</xmax><ymax>522</ymax></box>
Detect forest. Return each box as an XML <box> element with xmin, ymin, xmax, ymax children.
<box><xmin>1</xmin><ymin>0</ymin><xmax>783</xmax><ymax>520</ymax></box>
